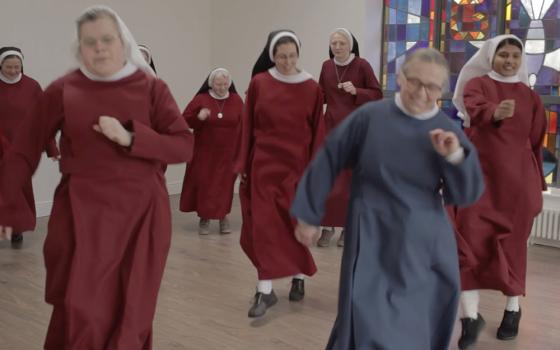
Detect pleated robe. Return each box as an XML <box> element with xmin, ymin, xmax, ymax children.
<box><xmin>449</xmin><ymin>75</ymin><xmax>546</xmax><ymax>296</ymax></box>
<box><xmin>179</xmin><ymin>92</ymin><xmax>243</xmax><ymax>219</ymax></box>
<box><xmin>291</xmin><ymin>99</ymin><xmax>484</xmax><ymax>349</ymax></box>
<box><xmin>0</xmin><ymin>75</ymin><xmax>59</xmax><ymax>232</ymax></box>
<box><xmin>0</xmin><ymin>69</ymin><xmax>193</xmax><ymax>350</ymax></box>
<box><xmin>318</xmin><ymin>57</ymin><xmax>382</xmax><ymax>227</ymax></box>
<box><xmin>234</xmin><ymin>70</ymin><xmax>325</xmax><ymax>279</ymax></box>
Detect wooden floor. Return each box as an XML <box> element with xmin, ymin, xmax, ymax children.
<box><xmin>1</xmin><ymin>195</ymin><xmax>559</xmax><ymax>350</ymax></box>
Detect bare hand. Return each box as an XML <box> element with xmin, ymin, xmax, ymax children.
<box><xmin>0</xmin><ymin>226</ymin><xmax>13</xmax><ymax>241</ymax></box>
<box><xmin>93</xmin><ymin>116</ymin><xmax>132</xmax><ymax>147</ymax></box>
<box><xmin>339</xmin><ymin>81</ymin><xmax>357</xmax><ymax>95</ymax></box>
<box><xmin>429</xmin><ymin>129</ymin><xmax>460</xmax><ymax>157</ymax></box>
<box><xmin>493</xmin><ymin>99</ymin><xmax>515</xmax><ymax>121</ymax></box>
<box><xmin>294</xmin><ymin>220</ymin><xmax>320</xmax><ymax>246</ymax></box>
<box><xmin>198</xmin><ymin>108</ymin><xmax>211</xmax><ymax>121</ymax></box>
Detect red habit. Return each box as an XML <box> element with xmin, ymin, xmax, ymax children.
<box><xmin>180</xmin><ymin>92</ymin><xmax>243</xmax><ymax>219</ymax></box>
<box><xmin>0</xmin><ymin>75</ymin><xmax>59</xmax><ymax>232</ymax></box>
<box><xmin>234</xmin><ymin>70</ymin><xmax>325</xmax><ymax>279</ymax></box>
<box><xmin>0</xmin><ymin>69</ymin><xmax>193</xmax><ymax>349</ymax></box>
<box><xmin>318</xmin><ymin>57</ymin><xmax>382</xmax><ymax>227</ymax></box>
<box><xmin>450</xmin><ymin>75</ymin><xmax>546</xmax><ymax>296</ymax></box>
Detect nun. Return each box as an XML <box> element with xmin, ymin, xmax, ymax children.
<box><xmin>317</xmin><ymin>28</ymin><xmax>383</xmax><ymax>248</ymax></box>
<box><xmin>180</xmin><ymin>68</ymin><xmax>243</xmax><ymax>234</ymax></box>
<box><xmin>0</xmin><ymin>6</ymin><xmax>193</xmax><ymax>349</ymax></box>
<box><xmin>450</xmin><ymin>34</ymin><xmax>547</xmax><ymax>349</ymax></box>
<box><xmin>0</xmin><ymin>46</ymin><xmax>59</xmax><ymax>247</ymax></box>
<box><xmin>233</xmin><ymin>30</ymin><xmax>325</xmax><ymax>318</ymax></box>
<box><xmin>291</xmin><ymin>48</ymin><xmax>484</xmax><ymax>350</ymax></box>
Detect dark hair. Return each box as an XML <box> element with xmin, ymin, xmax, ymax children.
<box><xmin>495</xmin><ymin>38</ymin><xmax>523</xmax><ymax>52</ymax></box>
<box><xmin>272</xmin><ymin>36</ymin><xmax>299</xmax><ymax>57</ymax></box>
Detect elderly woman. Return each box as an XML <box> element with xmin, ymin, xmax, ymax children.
<box><xmin>234</xmin><ymin>30</ymin><xmax>325</xmax><ymax>318</ymax></box>
<box><xmin>0</xmin><ymin>6</ymin><xmax>193</xmax><ymax>349</ymax></box>
<box><xmin>450</xmin><ymin>34</ymin><xmax>546</xmax><ymax>349</ymax></box>
<box><xmin>291</xmin><ymin>48</ymin><xmax>484</xmax><ymax>350</ymax></box>
<box><xmin>317</xmin><ymin>28</ymin><xmax>383</xmax><ymax>248</ymax></box>
<box><xmin>0</xmin><ymin>46</ymin><xmax>59</xmax><ymax>247</ymax></box>
<box><xmin>180</xmin><ymin>68</ymin><xmax>243</xmax><ymax>234</ymax></box>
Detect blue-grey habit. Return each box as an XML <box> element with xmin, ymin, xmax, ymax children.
<box><xmin>291</xmin><ymin>99</ymin><xmax>484</xmax><ymax>350</ymax></box>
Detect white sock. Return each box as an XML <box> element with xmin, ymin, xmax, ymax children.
<box><xmin>505</xmin><ymin>296</ymin><xmax>520</xmax><ymax>312</ymax></box>
<box><xmin>460</xmin><ymin>290</ymin><xmax>479</xmax><ymax>319</ymax></box>
<box><xmin>257</xmin><ymin>280</ymin><xmax>272</xmax><ymax>294</ymax></box>
<box><xmin>293</xmin><ymin>273</ymin><xmax>305</xmax><ymax>280</ymax></box>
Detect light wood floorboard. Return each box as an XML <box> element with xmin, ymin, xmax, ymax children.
<box><xmin>1</xmin><ymin>195</ymin><xmax>559</xmax><ymax>349</ymax></box>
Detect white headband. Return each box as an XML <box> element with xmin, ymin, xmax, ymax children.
<box><xmin>0</xmin><ymin>50</ymin><xmax>23</xmax><ymax>65</ymax></box>
<box><xmin>269</xmin><ymin>32</ymin><xmax>301</xmax><ymax>62</ymax></box>
<box><xmin>331</xmin><ymin>28</ymin><xmax>353</xmax><ymax>51</ymax></box>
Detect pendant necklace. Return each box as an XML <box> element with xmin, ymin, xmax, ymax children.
<box><xmin>214</xmin><ymin>98</ymin><xmax>226</xmax><ymax>119</ymax></box>
<box><xmin>334</xmin><ymin>60</ymin><xmax>350</xmax><ymax>90</ymax></box>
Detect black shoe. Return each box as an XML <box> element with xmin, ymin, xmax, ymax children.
<box><xmin>11</xmin><ymin>233</ymin><xmax>23</xmax><ymax>248</ymax></box>
<box><xmin>497</xmin><ymin>309</ymin><xmax>521</xmax><ymax>340</ymax></box>
<box><xmin>458</xmin><ymin>313</ymin><xmax>486</xmax><ymax>349</ymax></box>
<box><xmin>289</xmin><ymin>278</ymin><xmax>305</xmax><ymax>302</ymax></box>
<box><xmin>248</xmin><ymin>290</ymin><xmax>278</xmax><ymax>318</ymax></box>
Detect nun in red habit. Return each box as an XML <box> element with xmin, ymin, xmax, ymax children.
<box><xmin>234</xmin><ymin>30</ymin><xmax>325</xmax><ymax>318</ymax></box>
<box><xmin>180</xmin><ymin>68</ymin><xmax>243</xmax><ymax>234</ymax></box>
<box><xmin>0</xmin><ymin>47</ymin><xmax>59</xmax><ymax>247</ymax></box>
<box><xmin>450</xmin><ymin>34</ymin><xmax>546</xmax><ymax>349</ymax></box>
<box><xmin>317</xmin><ymin>28</ymin><xmax>383</xmax><ymax>247</ymax></box>
<box><xmin>0</xmin><ymin>5</ymin><xmax>193</xmax><ymax>349</ymax></box>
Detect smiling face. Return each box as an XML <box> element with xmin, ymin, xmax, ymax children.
<box><xmin>330</xmin><ymin>32</ymin><xmax>351</xmax><ymax>62</ymax></box>
<box><xmin>78</xmin><ymin>15</ymin><xmax>126</xmax><ymax>77</ymax></box>
<box><xmin>397</xmin><ymin>60</ymin><xmax>447</xmax><ymax>114</ymax></box>
<box><xmin>0</xmin><ymin>56</ymin><xmax>22</xmax><ymax>80</ymax></box>
<box><xmin>211</xmin><ymin>74</ymin><xmax>230</xmax><ymax>97</ymax></box>
<box><xmin>492</xmin><ymin>43</ymin><xmax>522</xmax><ymax>77</ymax></box>
<box><xmin>274</xmin><ymin>41</ymin><xmax>299</xmax><ymax>75</ymax></box>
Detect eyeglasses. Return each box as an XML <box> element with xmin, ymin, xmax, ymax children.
<box><xmin>403</xmin><ymin>73</ymin><xmax>443</xmax><ymax>97</ymax></box>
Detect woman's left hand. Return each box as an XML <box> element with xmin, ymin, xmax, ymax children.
<box><xmin>93</xmin><ymin>116</ymin><xmax>133</xmax><ymax>147</ymax></box>
<box><xmin>429</xmin><ymin>128</ymin><xmax>459</xmax><ymax>157</ymax></box>
<box><xmin>340</xmin><ymin>81</ymin><xmax>357</xmax><ymax>95</ymax></box>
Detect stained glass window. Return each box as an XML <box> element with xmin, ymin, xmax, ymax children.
<box><xmin>381</xmin><ymin>0</ymin><xmax>436</xmax><ymax>91</ymax></box>
<box><xmin>380</xmin><ymin>0</ymin><xmax>560</xmax><ymax>185</ymax></box>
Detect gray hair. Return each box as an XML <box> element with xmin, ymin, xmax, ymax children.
<box><xmin>76</xmin><ymin>7</ymin><xmax>120</xmax><ymax>39</ymax></box>
<box><xmin>400</xmin><ymin>48</ymin><xmax>450</xmax><ymax>88</ymax></box>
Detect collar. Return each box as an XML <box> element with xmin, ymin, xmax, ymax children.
<box><xmin>268</xmin><ymin>67</ymin><xmax>313</xmax><ymax>84</ymax></box>
<box><xmin>0</xmin><ymin>72</ymin><xmax>22</xmax><ymax>84</ymax></box>
<box><xmin>209</xmin><ymin>90</ymin><xmax>230</xmax><ymax>100</ymax></box>
<box><xmin>487</xmin><ymin>70</ymin><xmax>522</xmax><ymax>83</ymax></box>
<box><xmin>334</xmin><ymin>53</ymin><xmax>356</xmax><ymax>66</ymax></box>
<box><xmin>395</xmin><ymin>93</ymin><xmax>439</xmax><ymax>120</ymax></box>
<box><xmin>80</xmin><ymin>61</ymin><xmax>138</xmax><ymax>82</ymax></box>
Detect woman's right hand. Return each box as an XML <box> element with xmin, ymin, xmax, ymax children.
<box><xmin>493</xmin><ymin>99</ymin><xmax>515</xmax><ymax>121</ymax></box>
<box><xmin>198</xmin><ymin>108</ymin><xmax>211</xmax><ymax>121</ymax></box>
<box><xmin>0</xmin><ymin>226</ymin><xmax>13</xmax><ymax>241</ymax></box>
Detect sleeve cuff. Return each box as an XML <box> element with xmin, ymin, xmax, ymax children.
<box><xmin>445</xmin><ymin>147</ymin><xmax>465</xmax><ymax>165</ymax></box>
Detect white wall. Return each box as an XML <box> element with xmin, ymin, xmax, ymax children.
<box><xmin>210</xmin><ymin>0</ymin><xmax>384</xmax><ymax>95</ymax></box>
<box><xmin>2</xmin><ymin>0</ymin><xmax>384</xmax><ymax>217</ymax></box>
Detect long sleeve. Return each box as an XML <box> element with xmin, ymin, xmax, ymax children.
<box><xmin>182</xmin><ymin>94</ymin><xmax>205</xmax><ymax>130</ymax></box>
<box><xmin>440</xmin><ymin>129</ymin><xmax>485</xmax><ymax>206</ymax></box>
<box><xmin>354</xmin><ymin>61</ymin><xmax>383</xmax><ymax>106</ymax></box>
<box><xmin>291</xmin><ymin>109</ymin><xmax>368</xmax><ymax>225</ymax></box>
<box><xmin>531</xmin><ymin>92</ymin><xmax>547</xmax><ymax>190</ymax></box>
<box><xmin>127</xmin><ymin>79</ymin><xmax>193</xmax><ymax>164</ymax></box>
<box><xmin>233</xmin><ymin>80</ymin><xmax>256</xmax><ymax>174</ymax></box>
<box><xmin>31</xmin><ymin>84</ymin><xmax>60</xmax><ymax>158</ymax></box>
<box><xmin>464</xmin><ymin>78</ymin><xmax>499</xmax><ymax>127</ymax></box>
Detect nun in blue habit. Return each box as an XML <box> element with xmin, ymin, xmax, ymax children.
<box><xmin>291</xmin><ymin>48</ymin><xmax>484</xmax><ymax>350</ymax></box>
